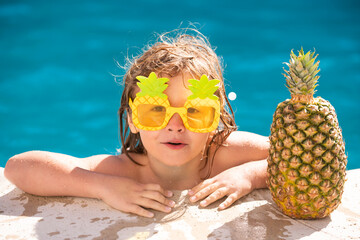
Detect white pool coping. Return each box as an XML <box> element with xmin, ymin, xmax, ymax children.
<box><xmin>1</xmin><ymin>167</ymin><xmax>359</xmax><ymax>240</ymax></box>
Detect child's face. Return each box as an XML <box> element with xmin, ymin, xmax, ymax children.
<box><xmin>130</xmin><ymin>73</ymin><xmax>210</xmax><ymax>167</ymax></box>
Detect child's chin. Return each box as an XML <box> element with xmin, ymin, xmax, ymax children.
<box><xmin>161</xmin><ymin>159</ymin><xmax>190</xmax><ymax>167</ymax></box>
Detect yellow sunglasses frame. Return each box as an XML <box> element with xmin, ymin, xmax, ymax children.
<box><xmin>129</xmin><ymin>96</ymin><xmax>220</xmax><ymax>133</ymax></box>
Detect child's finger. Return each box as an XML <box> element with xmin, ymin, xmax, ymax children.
<box><xmin>199</xmin><ymin>187</ymin><xmax>228</xmax><ymax>207</ymax></box>
<box><xmin>136</xmin><ymin>197</ymin><xmax>172</xmax><ymax>214</ymax></box>
<box><xmin>189</xmin><ymin>182</ymin><xmax>220</xmax><ymax>202</ymax></box>
<box><xmin>142</xmin><ymin>190</ymin><xmax>175</xmax><ymax>208</ymax></box>
<box><xmin>188</xmin><ymin>178</ymin><xmax>215</xmax><ymax>196</ymax></box>
<box><xmin>144</xmin><ymin>183</ymin><xmax>173</xmax><ymax>197</ymax></box>
<box><xmin>128</xmin><ymin>204</ymin><xmax>155</xmax><ymax>218</ymax></box>
<box><xmin>218</xmin><ymin>192</ymin><xmax>240</xmax><ymax>210</ymax></box>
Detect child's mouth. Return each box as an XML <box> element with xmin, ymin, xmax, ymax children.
<box><xmin>163</xmin><ymin>142</ymin><xmax>187</xmax><ymax>150</ymax></box>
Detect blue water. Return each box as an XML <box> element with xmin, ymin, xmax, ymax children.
<box><xmin>1</xmin><ymin>0</ymin><xmax>359</xmax><ymax>170</ymax></box>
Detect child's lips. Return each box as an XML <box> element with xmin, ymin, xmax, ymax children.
<box><xmin>161</xmin><ymin>141</ymin><xmax>188</xmax><ymax>150</ymax></box>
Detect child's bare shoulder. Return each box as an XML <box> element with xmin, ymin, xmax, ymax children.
<box><xmin>211</xmin><ymin>131</ymin><xmax>269</xmax><ymax>171</ymax></box>
<box><xmin>84</xmin><ymin>153</ymin><xmax>144</xmax><ymax>178</ymax></box>
<box><xmin>225</xmin><ymin>131</ymin><xmax>269</xmax><ymax>149</ymax></box>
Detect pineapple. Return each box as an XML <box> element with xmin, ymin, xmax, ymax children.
<box><xmin>267</xmin><ymin>49</ymin><xmax>347</xmax><ymax>219</ymax></box>
<box><xmin>131</xmin><ymin>72</ymin><xmax>170</xmax><ymax>130</ymax></box>
<box><xmin>188</xmin><ymin>74</ymin><xmax>220</xmax><ymax>101</ymax></box>
<box><xmin>136</xmin><ymin>72</ymin><xmax>169</xmax><ymax>100</ymax></box>
<box><xmin>186</xmin><ymin>75</ymin><xmax>221</xmax><ymax>131</ymax></box>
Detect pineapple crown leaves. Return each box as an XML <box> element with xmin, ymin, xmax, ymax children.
<box><xmin>283</xmin><ymin>47</ymin><xmax>320</xmax><ymax>96</ymax></box>
<box><xmin>135</xmin><ymin>72</ymin><xmax>169</xmax><ymax>99</ymax></box>
<box><xmin>188</xmin><ymin>75</ymin><xmax>220</xmax><ymax>100</ymax></box>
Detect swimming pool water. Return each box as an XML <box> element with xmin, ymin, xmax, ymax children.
<box><xmin>1</xmin><ymin>0</ymin><xmax>359</xmax><ymax>169</ymax></box>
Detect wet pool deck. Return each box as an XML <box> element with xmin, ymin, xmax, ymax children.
<box><xmin>0</xmin><ymin>167</ymin><xmax>359</xmax><ymax>240</ymax></box>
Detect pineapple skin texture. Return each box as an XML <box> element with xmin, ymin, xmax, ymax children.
<box><xmin>267</xmin><ymin>97</ymin><xmax>347</xmax><ymax>219</ymax></box>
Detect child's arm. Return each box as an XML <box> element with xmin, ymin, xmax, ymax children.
<box><xmin>4</xmin><ymin>151</ymin><xmax>174</xmax><ymax>218</ymax></box>
<box><xmin>188</xmin><ymin>131</ymin><xmax>269</xmax><ymax>209</ymax></box>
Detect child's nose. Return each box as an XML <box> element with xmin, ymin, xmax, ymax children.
<box><xmin>166</xmin><ymin>113</ymin><xmax>185</xmax><ymax>132</ymax></box>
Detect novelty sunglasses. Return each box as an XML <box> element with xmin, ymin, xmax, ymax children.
<box><xmin>129</xmin><ymin>72</ymin><xmax>220</xmax><ymax>133</ymax></box>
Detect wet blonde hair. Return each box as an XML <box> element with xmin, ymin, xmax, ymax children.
<box><xmin>118</xmin><ymin>29</ymin><xmax>237</xmax><ymax>178</ymax></box>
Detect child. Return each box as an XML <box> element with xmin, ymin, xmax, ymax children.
<box><xmin>4</xmin><ymin>29</ymin><xmax>269</xmax><ymax>218</ymax></box>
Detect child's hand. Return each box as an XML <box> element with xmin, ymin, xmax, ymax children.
<box><xmin>188</xmin><ymin>161</ymin><xmax>266</xmax><ymax>210</ymax></box>
<box><xmin>99</xmin><ymin>176</ymin><xmax>175</xmax><ymax>218</ymax></box>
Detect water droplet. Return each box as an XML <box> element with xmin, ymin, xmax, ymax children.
<box><xmin>228</xmin><ymin>92</ymin><xmax>237</xmax><ymax>101</ymax></box>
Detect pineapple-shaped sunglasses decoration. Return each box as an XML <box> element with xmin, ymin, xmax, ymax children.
<box><xmin>267</xmin><ymin>49</ymin><xmax>347</xmax><ymax>219</ymax></box>
<box><xmin>129</xmin><ymin>72</ymin><xmax>220</xmax><ymax>133</ymax></box>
